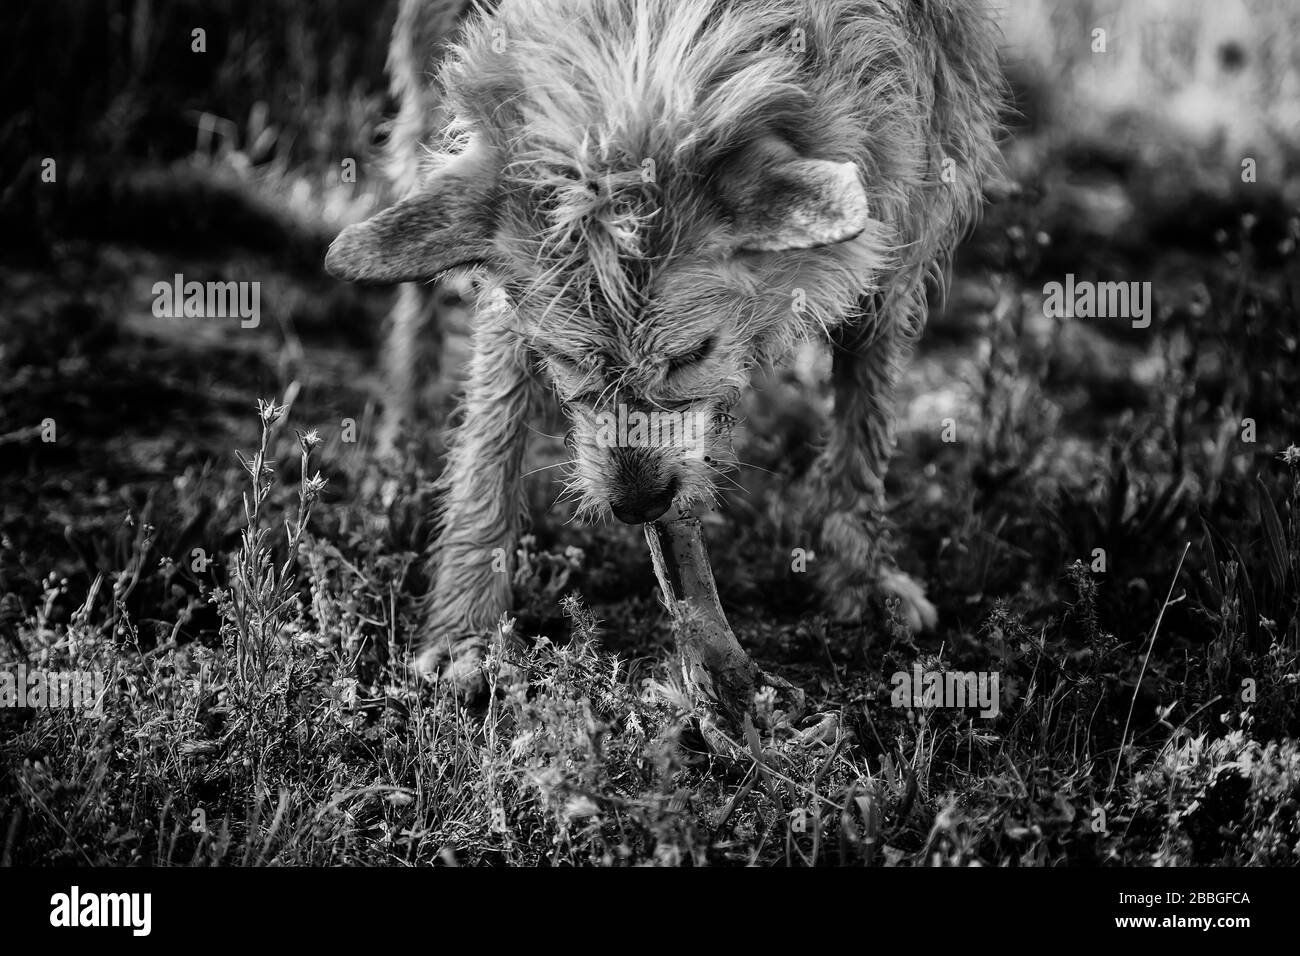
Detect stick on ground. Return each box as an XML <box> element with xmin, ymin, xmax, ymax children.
<box><xmin>644</xmin><ymin>506</ymin><xmax>803</xmax><ymax>743</ymax></box>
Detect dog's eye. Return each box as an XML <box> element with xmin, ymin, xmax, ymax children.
<box><xmin>666</xmin><ymin>336</ymin><xmax>716</xmax><ymax>373</ymax></box>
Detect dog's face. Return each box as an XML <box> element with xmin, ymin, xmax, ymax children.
<box><xmin>325</xmin><ymin>1</ymin><xmax>890</xmax><ymax>523</ymax></box>
<box><xmin>523</xmin><ymin>249</ymin><xmax>752</xmax><ymax>524</ymax></box>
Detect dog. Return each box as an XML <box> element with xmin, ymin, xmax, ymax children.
<box><xmin>370</xmin><ymin>0</ymin><xmax>483</xmax><ymax>457</ymax></box>
<box><xmin>327</xmin><ymin>0</ymin><xmax>1005</xmax><ymax>689</ymax></box>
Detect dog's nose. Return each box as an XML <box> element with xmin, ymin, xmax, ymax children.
<box><xmin>610</xmin><ymin>478</ymin><xmax>678</xmax><ymax>524</ymax></box>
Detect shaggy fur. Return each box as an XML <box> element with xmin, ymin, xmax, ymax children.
<box><xmin>330</xmin><ymin>0</ymin><xmax>1006</xmax><ymax>686</ymax></box>
<box><xmin>375</xmin><ymin>0</ymin><xmax>489</xmax><ymax>455</ymax></box>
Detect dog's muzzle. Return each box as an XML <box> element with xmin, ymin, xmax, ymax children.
<box><xmin>609</xmin><ymin>476</ymin><xmax>679</xmax><ymax>524</ymax></box>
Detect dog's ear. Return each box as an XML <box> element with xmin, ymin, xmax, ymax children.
<box><xmin>325</xmin><ymin>150</ymin><xmax>497</xmax><ymax>284</ymax></box>
<box><xmin>718</xmin><ymin>136</ymin><xmax>870</xmax><ymax>252</ymax></box>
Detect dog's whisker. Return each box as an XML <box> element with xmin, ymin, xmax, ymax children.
<box><xmin>525</xmin><ymin>424</ymin><xmax>566</xmax><ymax>441</ymax></box>
<box><xmin>521</xmin><ymin>460</ymin><xmax>568</xmax><ymax>479</ymax></box>
<box><xmin>730</xmin><ymin>459</ymin><xmax>778</xmax><ymax>478</ymax></box>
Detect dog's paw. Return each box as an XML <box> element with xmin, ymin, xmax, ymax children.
<box><xmin>875</xmin><ymin>567</ymin><xmax>938</xmax><ymax>632</ymax></box>
<box><xmin>821</xmin><ymin>568</ymin><xmax>938</xmax><ymax>633</ymax></box>
<box><xmin>411</xmin><ymin>633</ymin><xmax>490</xmax><ymax>697</ymax></box>
<box><xmin>816</xmin><ymin>509</ymin><xmax>937</xmax><ymax>633</ymax></box>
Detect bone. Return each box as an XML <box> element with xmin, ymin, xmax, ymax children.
<box><xmin>644</xmin><ymin>506</ymin><xmax>803</xmax><ymax>742</ymax></box>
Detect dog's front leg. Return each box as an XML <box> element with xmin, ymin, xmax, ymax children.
<box><xmin>376</xmin><ymin>282</ymin><xmax>443</xmax><ymax>459</ymax></box>
<box><xmin>414</xmin><ymin>285</ymin><xmax>531</xmax><ymax>690</ymax></box>
<box><xmin>807</xmin><ymin>314</ymin><xmax>937</xmax><ymax>635</ymax></box>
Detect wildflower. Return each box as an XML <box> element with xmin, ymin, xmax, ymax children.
<box><xmin>303</xmin><ymin>472</ymin><xmax>329</xmax><ymax>502</ymax></box>
<box><xmin>257</xmin><ymin>398</ymin><xmax>286</xmax><ymax>425</ymax></box>
<box><xmin>296</xmin><ymin>428</ymin><xmax>322</xmax><ymax>453</ymax></box>
<box><xmin>235</xmin><ymin>451</ymin><xmax>276</xmax><ymax>478</ymax></box>
<box><xmin>331</xmin><ymin>677</ymin><xmax>358</xmax><ymax>707</ymax></box>
<box><xmin>1277</xmin><ymin>445</ymin><xmax>1300</xmax><ymax>466</ymax></box>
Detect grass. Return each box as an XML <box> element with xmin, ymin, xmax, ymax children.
<box><xmin>3</xmin><ymin>1</ymin><xmax>1300</xmax><ymax>866</ymax></box>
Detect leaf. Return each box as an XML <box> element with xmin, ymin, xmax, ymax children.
<box><xmin>1256</xmin><ymin>476</ymin><xmax>1289</xmax><ymax>591</ymax></box>
<box><xmin>1134</xmin><ymin>473</ymin><xmax>1187</xmax><ymax>541</ymax></box>
<box><xmin>1199</xmin><ymin>513</ymin><xmax>1223</xmax><ymax>603</ymax></box>
<box><xmin>1223</xmin><ymin>537</ymin><xmax>1261</xmax><ymax>652</ymax></box>
<box><xmin>742</xmin><ymin>713</ymin><xmax>786</xmax><ymax>816</ymax></box>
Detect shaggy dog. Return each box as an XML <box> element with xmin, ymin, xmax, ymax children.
<box><xmin>327</xmin><ymin>0</ymin><xmax>1005</xmax><ymax>689</ymax></box>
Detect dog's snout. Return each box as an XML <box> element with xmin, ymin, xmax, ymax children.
<box><xmin>610</xmin><ymin>477</ymin><xmax>679</xmax><ymax>524</ymax></box>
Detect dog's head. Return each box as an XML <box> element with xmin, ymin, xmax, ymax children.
<box><xmin>327</xmin><ymin>0</ymin><xmax>892</xmax><ymax>523</ymax></box>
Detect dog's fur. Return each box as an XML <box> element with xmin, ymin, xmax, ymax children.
<box><xmin>374</xmin><ymin>0</ymin><xmax>487</xmax><ymax>455</ymax></box>
<box><xmin>329</xmin><ymin>0</ymin><xmax>1005</xmax><ymax>686</ymax></box>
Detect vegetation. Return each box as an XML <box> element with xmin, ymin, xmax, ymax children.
<box><xmin>2</xmin><ymin>0</ymin><xmax>1298</xmax><ymax>865</ymax></box>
